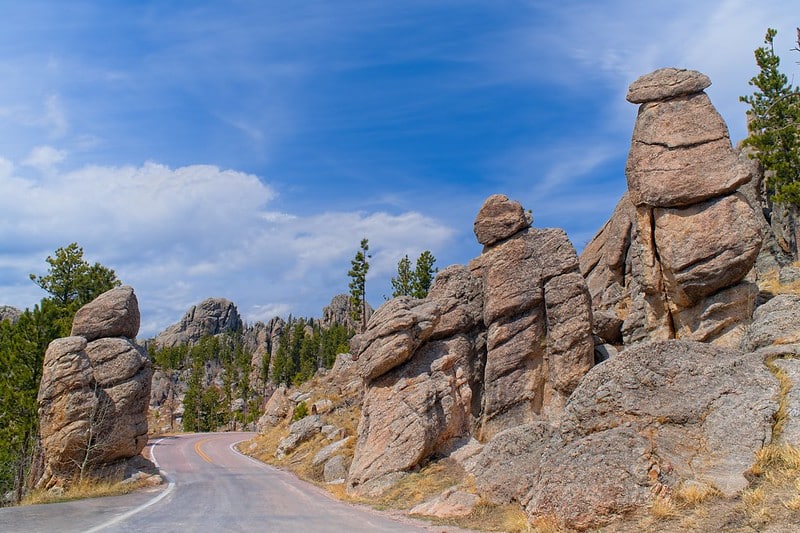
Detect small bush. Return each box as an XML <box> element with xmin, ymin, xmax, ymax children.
<box><xmin>291</xmin><ymin>401</ymin><xmax>309</xmax><ymax>422</ymax></box>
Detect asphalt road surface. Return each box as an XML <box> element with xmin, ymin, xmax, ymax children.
<box><xmin>0</xmin><ymin>432</ymin><xmax>441</xmax><ymax>532</ymax></box>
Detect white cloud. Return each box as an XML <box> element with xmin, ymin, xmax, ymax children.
<box><xmin>0</xmin><ymin>156</ymin><xmax>454</xmax><ymax>337</ymax></box>
<box><xmin>21</xmin><ymin>145</ymin><xmax>67</xmax><ymax>173</ymax></box>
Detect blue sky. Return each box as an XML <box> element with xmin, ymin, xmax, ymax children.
<box><xmin>0</xmin><ymin>1</ymin><xmax>797</xmax><ymax>337</ymax></box>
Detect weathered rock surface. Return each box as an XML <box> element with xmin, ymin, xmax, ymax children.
<box><xmin>37</xmin><ymin>287</ymin><xmax>151</xmax><ymax>488</ymax></box>
<box><xmin>410</xmin><ymin>488</ymin><xmax>479</xmax><ymax>518</ymax></box>
<box><xmin>323</xmin><ymin>454</ymin><xmax>349</xmax><ymax>483</ymax></box>
<box><xmin>474</xmin><ymin>222</ymin><xmax>594</xmax><ymax>437</ymax></box>
<box><xmin>581</xmin><ymin>68</ymin><xmax>762</xmax><ymax>346</ymax></box>
<box><xmin>473</xmin><ymin>193</ymin><xmax>532</xmax><ymax>246</ymax></box>
<box><xmin>256</xmin><ymin>385</ymin><xmax>292</xmax><ymax>432</ymax></box>
<box><xmin>470</xmin><ymin>422</ymin><xmax>552</xmax><ymax>504</ymax></box>
<box><xmin>71</xmin><ymin>286</ymin><xmax>140</xmax><ymax>341</ymax></box>
<box><xmin>347</xmin><ymin>265</ymin><xmax>485</xmax><ymax>496</ymax></box>
<box><xmin>312</xmin><ymin>437</ymin><xmax>351</xmax><ymax>467</ymax></box>
<box><xmin>37</xmin><ymin>337</ymin><xmax>97</xmax><ymax>483</ymax></box>
<box><xmin>626</xmin><ymin>67</ymin><xmax>711</xmax><ymax>104</ymax></box>
<box><xmin>154</xmin><ymin>297</ymin><xmax>241</xmax><ymax>348</ymax></box>
<box><xmin>348</xmin><ymin>196</ymin><xmax>594</xmax><ymax>496</ymax></box>
<box><xmin>522</xmin><ymin>340</ymin><xmax>778</xmax><ymax>529</ymax></box>
<box><xmin>275</xmin><ymin>415</ymin><xmax>323</xmax><ymax>459</ymax></box>
<box><xmin>741</xmin><ymin>294</ymin><xmax>800</xmax><ymax>352</ymax></box>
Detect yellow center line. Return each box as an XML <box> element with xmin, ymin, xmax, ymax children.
<box><xmin>194</xmin><ymin>438</ymin><xmax>213</xmax><ymax>464</ymax></box>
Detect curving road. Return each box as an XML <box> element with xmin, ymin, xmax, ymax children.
<box><xmin>0</xmin><ymin>432</ymin><xmax>438</xmax><ymax>532</ymax></box>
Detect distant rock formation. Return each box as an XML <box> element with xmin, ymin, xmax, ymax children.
<box><xmin>37</xmin><ymin>286</ymin><xmax>152</xmax><ymax>488</ymax></box>
<box><xmin>0</xmin><ymin>305</ymin><xmax>21</xmax><ymax>324</ymax></box>
<box><xmin>154</xmin><ymin>297</ymin><xmax>242</xmax><ymax>348</ymax></box>
<box><xmin>322</xmin><ymin>293</ymin><xmax>373</xmax><ymax>332</ymax></box>
<box><xmin>581</xmin><ymin>68</ymin><xmax>762</xmax><ymax>347</ymax></box>
<box><xmin>347</xmin><ymin>194</ymin><xmax>594</xmax><ymax>496</ymax></box>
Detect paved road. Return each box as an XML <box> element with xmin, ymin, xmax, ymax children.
<box><xmin>0</xmin><ymin>432</ymin><xmax>437</xmax><ymax>532</ymax></box>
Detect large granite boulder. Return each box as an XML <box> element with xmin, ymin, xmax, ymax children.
<box><xmin>472</xmin><ymin>197</ymin><xmax>594</xmax><ymax>438</ymax></box>
<box><xmin>154</xmin><ymin>297</ymin><xmax>242</xmax><ymax>348</ymax></box>
<box><xmin>71</xmin><ymin>286</ymin><xmax>140</xmax><ymax>341</ymax></box>
<box><xmin>523</xmin><ymin>340</ymin><xmax>779</xmax><ymax>530</ymax></box>
<box><xmin>37</xmin><ymin>287</ymin><xmax>151</xmax><ymax>488</ymax></box>
<box><xmin>581</xmin><ymin>68</ymin><xmax>762</xmax><ymax>347</ymax></box>
<box><xmin>347</xmin><ymin>265</ymin><xmax>485</xmax><ymax>496</ymax></box>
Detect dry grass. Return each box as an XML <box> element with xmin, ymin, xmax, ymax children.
<box><xmin>750</xmin><ymin>444</ymin><xmax>800</xmax><ymax>480</ymax></box>
<box><xmin>649</xmin><ymin>496</ymin><xmax>677</xmax><ymax>519</ymax></box>
<box><xmin>758</xmin><ymin>265</ymin><xmax>800</xmax><ymax>298</ymax></box>
<box><xmin>764</xmin><ymin>357</ymin><xmax>795</xmax><ymax>441</ymax></box>
<box><xmin>371</xmin><ymin>458</ymin><xmax>465</xmax><ymax>510</ymax></box>
<box><xmin>22</xmin><ymin>477</ymin><xmax>152</xmax><ymax>505</ymax></box>
<box><xmin>672</xmin><ymin>481</ymin><xmax>721</xmax><ymax>507</ymax></box>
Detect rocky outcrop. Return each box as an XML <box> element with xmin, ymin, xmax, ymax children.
<box><xmin>0</xmin><ymin>305</ymin><xmax>22</xmax><ymax>324</ymax></box>
<box><xmin>347</xmin><ymin>195</ymin><xmax>595</xmax><ymax>496</ymax></box>
<box><xmin>520</xmin><ymin>340</ymin><xmax>778</xmax><ymax>530</ymax></box>
<box><xmin>154</xmin><ymin>297</ymin><xmax>242</xmax><ymax>348</ymax></box>
<box><xmin>472</xmin><ymin>197</ymin><xmax>594</xmax><ymax>437</ymax></box>
<box><xmin>347</xmin><ymin>265</ymin><xmax>485</xmax><ymax>496</ymax></box>
<box><xmin>37</xmin><ymin>287</ymin><xmax>152</xmax><ymax>488</ymax></box>
<box><xmin>740</xmin><ymin>294</ymin><xmax>800</xmax><ymax>351</ymax></box>
<box><xmin>322</xmin><ymin>293</ymin><xmax>373</xmax><ymax>332</ymax></box>
<box><xmin>581</xmin><ymin>68</ymin><xmax>762</xmax><ymax>347</ymax></box>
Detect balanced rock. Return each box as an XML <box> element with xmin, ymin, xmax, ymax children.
<box><xmin>37</xmin><ymin>287</ymin><xmax>151</xmax><ymax>488</ymax></box>
<box><xmin>626</xmin><ymin>67</ymin><xmax>711</xmax><ymax>103</ymax></box>
<box><xmin>71</xmin><ymin>286</ymin><xmax>140</xmax><ymax>341</ymax></box>
<box><xmin>473</xmin><ymin>206</ymin><xmax>594</xmax><ymax>437</ymax></box>
<box><xmin>473</xmin><ymin>194</ymin><xmax>532</xmax><ymax>246</ymax></box>
<box><xmin>581</xmin><ymin>68</ymin><xmax>762</xmax><ymax>346</ymax></box>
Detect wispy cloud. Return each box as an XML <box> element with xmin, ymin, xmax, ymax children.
<box><xmin>1</xmin><ymin>153</ymin><xmax>454</xmax><ymax>336</ymax></box>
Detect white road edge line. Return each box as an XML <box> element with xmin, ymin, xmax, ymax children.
<box><xmin>84</xmin><ymin>438</ymin><xmax>176</xmax><ymax>533</ymax></box>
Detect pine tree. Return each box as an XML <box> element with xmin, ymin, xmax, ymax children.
<box><xmin>411</xmin><ymin>251</ymin><xmax>437</xmax><ymax>299</ymax></box>
<box><xmin>348</xmin><ymin>238</ymin><xmax>370</xmax><ymax>331</ymax></box>
<box><xmin>390</xmin><ymin>255</ymin><xmax>414</xmax><ymax>297</ymax></box>
<box><xmin>390</xmin><ymin>251</ymin><xmax>437</xmax><ymax>299</ymax></box>
<box><xmin>741</xmin><ymin>28</ymin><xmax>800</xmax><ymax>207</ymax></box>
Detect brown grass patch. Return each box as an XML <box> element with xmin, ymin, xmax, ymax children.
<box><xmin>650</xmin><ymin>495</ymin><xmax>677</xmax><ymax>519</ymax></box>
<box><xmin>22</xmin><ymin>477</ymin><xmax>152</xmax><ymax>505</ymax></box>
<box><xmin>371</xmin><ymin>458</ymin><xmax>465</xmax><ymax>510</ymax></box>
<box><xmin>673</xmin><ymin>481</ymin><xmax>721</xmax><ymax>507</ymax></box>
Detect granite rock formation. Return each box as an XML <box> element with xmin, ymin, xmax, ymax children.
<box><xmin>581</xmin><ymin>68</ymin><xmax>762</xmax><ymax>347</ymax></box>
<box><xmin>154</xmin><ymin>297</ymin><xmax>242</xmax><ymax>348</ymax></box>
<box><xmin>347</xmin><ymin>195</ymin><xmax>595</xmax><ymax>496</ymax></box>
<box><xmin>515</xmin><ymin>340</ymin><xmax>778</xmax><ymax>530</ymax></box>
<box><xmin>37</xmin><ymin>287</ymin><xmax>152</xmax><ymax>488</ymax></box>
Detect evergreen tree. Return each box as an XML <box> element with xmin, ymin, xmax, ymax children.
<box><xmin>29</xmin><ymin>243</ymin><xmax>120</xmax><ymax>310</ymax></box>
<box><xmin>741</xmin><ymin>28</ymin><xmax>800</xmax><ymax>207</ymax></box>
<box><xmin>390</xmin><ymin>255</ymin><xmax>414</xmax><ymax>297</ymax></box>
<box><xmin>390</xmin><ymin>251</ymin><xmax>437</xmax><ymax>299</ymax></box>
<box><xmin>412</xmin><ymin>251</ymin><xmax>437</xmax><ymax>299</ymax></box>
<box><xmin>348</xmin><ymin>238</ymin><xmax>370</xmax><ymax>331</ymax></box>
